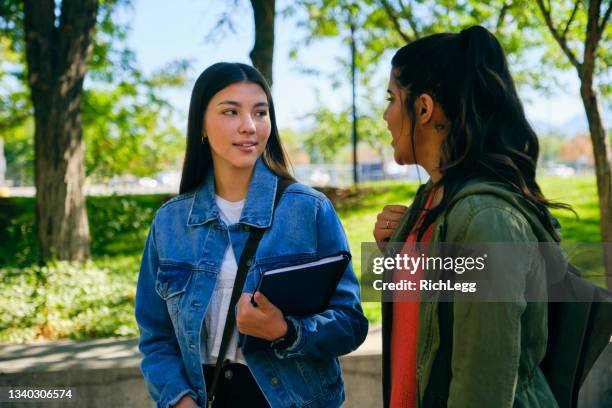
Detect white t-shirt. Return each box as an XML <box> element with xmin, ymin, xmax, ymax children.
<box><xmin>201</xmin><ymin>195</ymin><xmax>247</xmax><ymax>365</ymax></box>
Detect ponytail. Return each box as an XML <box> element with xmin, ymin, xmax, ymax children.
<box><xmin>390</xmin><ymin>25</ymin><xmax>573</xmax><ymax>241</ymax></box>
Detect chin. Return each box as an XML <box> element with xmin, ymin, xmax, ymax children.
<box><xmin>393</xmin><ymin>153</ymin><xmax>415</xmax><ymax>166</ymax></box>
<box><xmin>229</xmin><ymin>155</ymin><xmax>260</xmax><ymax>170</ymax></box>
<box><xmin>393</xmin><ymin>152</ymin><xmax>404</xmax><ymax>165</ymax></box>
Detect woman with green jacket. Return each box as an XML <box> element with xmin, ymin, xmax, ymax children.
<box><xmin>373</xmin><ymin>25</ymin><xmax>568</xmax><ymax>407</ymax></box>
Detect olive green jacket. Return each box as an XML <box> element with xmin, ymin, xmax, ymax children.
<box><xmin>382</xmin><ymin>179</ymin><xmax>564</xmax><ymax>408</ymax></box>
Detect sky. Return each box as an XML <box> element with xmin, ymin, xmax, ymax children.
<box><xmin>125</xmin><ymin>0</ymin><xmax>589</xmax><ymax>135</ymax></box>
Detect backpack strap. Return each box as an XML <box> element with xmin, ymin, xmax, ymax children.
<box><xmin>422</xmin><ymin>187</ymin><xmax>490</xmax><ymax>404</ymax></box>
<box><xmin>207</xmin><ymin>178</ymin><xmax>294</xmax><ymax>407</ymax></box>
<box><xmin>422</xmin><ymin>220</ymin><xmax>454</xmax><ymax>406</ymax></box>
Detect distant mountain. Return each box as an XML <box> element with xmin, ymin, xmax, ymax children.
<box><xmin>558</xmin><ymin>114</ymin><xmax>590</xmax><ymax>136</ymax></box>
<box><xmin>529</xmin><ymin>107</ymin><xmax>611</xmax><ymax>138</ymax></box>
<box><xmin>529</xmin><ymin>118</ymin><xmax>557</xmax><ymax>135</ymax></box>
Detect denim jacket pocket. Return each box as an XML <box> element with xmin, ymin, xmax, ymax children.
<box><xmin>155</xmin><ymin>264</ymin><xmax>193</xmax><ymax>329</ymax></box>
<box><xmin>314</xmin><ymin>358</ymin><xmax>341</xmax><ymax>387</ymax></box>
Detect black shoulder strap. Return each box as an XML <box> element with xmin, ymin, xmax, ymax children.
<box><xmin>207</xmin><ymin>178</ymin><xmax>294</xmax><ymax>406</ymax></box>
<box><xmin>422</xmin><ymin>200</ymin><xmax>456</xmax><ymax>405</ymax></box>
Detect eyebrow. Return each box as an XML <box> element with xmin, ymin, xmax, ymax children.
<box><xmin>218</xmin><ymin>100</ymin><xmax>269</xmax><ymax>108</ymax></box>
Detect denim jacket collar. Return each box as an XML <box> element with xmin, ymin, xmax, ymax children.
<box><xmin>187</xmin><ymin>158</ymin><xmax>278</xmax><ymax>228</ymax></box>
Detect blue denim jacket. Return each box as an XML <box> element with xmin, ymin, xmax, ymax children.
<box><xmin>135</xmin><ymin>159</ymin><xmax>368</xmax><ymax>408</ymax></box>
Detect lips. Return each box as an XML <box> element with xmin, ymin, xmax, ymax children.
<box><xmin>233</xmin><ymin>141</ymin><xmax>258</xmax><ymax>152</ymax></box>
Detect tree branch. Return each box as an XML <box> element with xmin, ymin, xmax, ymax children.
<box><xmin>599</xmin><ymin>0</ymin><xmax>611</xmax><ymax>38</ymax></box>
<box><xmin>398</xmin><ymin>0</ymin><xmax>420</xmax><ymax>39</ymax></box>
<box><xmin>378</xmin><ymin>0</ymin><xmax>413</xmax><ymax>43</ymax></box>
<box><xmin>582</xmin><ymin>0</ymin><xmax>602</xmax><ymax>87</ymax></box>
<box><xmin>535</xmin><ymin>0</ymin><xmax>582</xmax><ymax>73</ymax></box>
<box><xmin>562</xmin><ymin>0</ymin><xmax>580</xmax><ymax>38</ymax></box>
<box><xmin>496</xmin><ymin>2</ymin><xmax>511</xmax><ymax>30</ymax></box>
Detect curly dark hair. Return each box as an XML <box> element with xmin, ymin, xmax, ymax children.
<box><xmin>391</xmin><ymin>25</ymin><xmax>572</xmax><ymax>241</ymax></box>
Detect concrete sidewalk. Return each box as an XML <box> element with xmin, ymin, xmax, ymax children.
<box><xmin>0</xmin><ymin>326</ymin><xmax>382</xmax><ymax>407</ymax></box>
<box><xmin>0</xmin><ymin>327</ymin><xmax>382</xmax><ymax>373</ymax></box>
<box><xmin>1</xmin><ymin>325</ymin><xmax>609</xmax><ymax>407</ymax></box>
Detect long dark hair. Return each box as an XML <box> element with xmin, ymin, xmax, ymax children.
<box><xmin>391</xmin><ymin>25</ymin><xmax>572</xmax><ymax>241</ymax></box>
<box><xmin>179</xmin><ymin>62</ymin><xmax>293</xmax><ymax>194</ymax></box>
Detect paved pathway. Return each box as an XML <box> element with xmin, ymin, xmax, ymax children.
<box><xmin>0</xmin><ymin>325</ymin><xmax>382</xmax><ymax>373</ymax></box>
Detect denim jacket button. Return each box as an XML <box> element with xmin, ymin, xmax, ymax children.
<box><xmin>224</xmin><ymin>369</ymin><xmax>233</xmax><ymax>380</ymax></box>
<box><xmin>270</xmin><ymin>377</ymin><xmax>279</xmax><ymax>386</ymax></box>
<box><xmin>246</xmin><ymin>259</ymin><xmax>253</xmax><ymax>267</ymax></box>
<box><xmin>244</xmin><ymin>225</ymin><xmax>251</xmax><ymax>231</ymax></box>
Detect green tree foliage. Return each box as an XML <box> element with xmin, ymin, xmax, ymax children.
<box><xmin>529</xmin><ymin>0</ymin><xmax>611</xmax><ymax>101</ymax></box>
<box><xmin>304</xmin><ymin>106</ymin><xmax>352</xmax><ymax>163</ymax></box>
<box><xmin>0</xmin><ymin>22</ymin><xmax>32</xmax><ymax>185</ymax></box>
<box><xmin>0</xmin><ymin>34</ymin><xmax>28</xmax><ymax>124</ymax></box>
<box><xmin>82</xmin><ymin>62</ymin><xmax>188</xmax><ymax>181</ymax></box>
<box><xmin>359</xmin><ymin>106</ymin><xmax>392</xmax><ymax>164</ymax></box>
<box><xmin>290</xmin><ymin>0</ymin><xmax>539</xmax><ymax>83</ymax></box>
<box><xmin>0</xmin><ymin>0</ymin><xmax>189</xmax><ymax>184</ymax></box>
<box><xmin>277</xmin><ymin>127</ymin><xmax>309</xmax><ymax>164</ymax></box>
<box><xmin>288</xmin><ymin>0</ymin><xmax>608</xmax><ymax>155</ymax></box>
<box><xmin>1</xmin><ymin>119</ymin><xmax>32</xmax><ymax>185</ymax></box>
<box><xmin>303</xmin><ymin>100</ymin><xmax>392</xmax><ymax>165</ymax></box>
<box><xmin>286</xmin><ymin>0</ymin><xmax>545</xmax><ymax>163</ymax></box>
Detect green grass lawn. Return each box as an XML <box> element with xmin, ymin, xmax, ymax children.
<box><xmin>0</xmin><ymin>175</ymin><xmax>604</xmax><ymax>342</ymax></box>
<box><xmin>336</xmin><ymin>175</ymin><xmax>603</xmax><ymax>322</ymax></box>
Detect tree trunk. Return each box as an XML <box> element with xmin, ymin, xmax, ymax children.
<box><xmin>24</xmin><ymin>0</ymin><xmax>98</xmax><ymax>262</ymax></box>
<box><xmin>580</xmin><ymin>85</ymin><xmax>612</xmax><ymax>289</ymax></box>
<box><xmin>249</xmin><ymin>0</ymin><xmax>275</xmax><ymax>85</ymax></box>
<box><xmin>579</xmin><ymin>0</ymin><xmax>612</xmax><ymax>289</ymax></box>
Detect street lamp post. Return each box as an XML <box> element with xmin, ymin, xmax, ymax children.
<box><xmin>350</xmin><ymin>19</ymin><xmax>358</xmax><ymax>185</ymax></box>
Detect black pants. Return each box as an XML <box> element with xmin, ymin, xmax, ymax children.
<box><xmin>203</xmin><ymin>363</ymin><xmax>270</xmax><ymax>408</ymax></box>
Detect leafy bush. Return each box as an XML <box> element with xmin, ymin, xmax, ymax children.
<box><xmin>0</xmin><ymin>194</ymin><xmax>167</xmax><ymax>342</ymax></box>
<box><xmin>0</xmin><ymin>197</ymin><xmax>38</xmax><ymax>266</ymax></box>
<box><xmin>0</xmin><ymin>194</ymin><xmax>170</xmax><ymax>266</ymax></box>
<box><xmin>0</xmin><ymin>257</ymin><xmax>140</xmax><ymax>343</ymax></box>
<box><xmin>87</xmin><ymin>195</ymin><xmax>160</xmax><ymax>255</ymax></box>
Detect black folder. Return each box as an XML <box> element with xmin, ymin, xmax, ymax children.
<box><xmin>241</xmin><ymin>251</ymin><xmax>351</xmax><ymax>353</ymax></box>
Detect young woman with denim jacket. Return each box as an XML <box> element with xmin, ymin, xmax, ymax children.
<box><xmin>135</xmin><ymin>62</ymin><xmax>368</xmax><ymax>408</ymax></box>
<box><xmin>373</xmin><ymin>26</ymin><xmax>570</xmax><ymax>407</ymax></box>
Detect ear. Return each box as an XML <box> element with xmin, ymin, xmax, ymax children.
<box><xmin>201</xmin><ymin>118</ymin><xmax>208</xmax><ymax>139</ymax></box>
<box><xmin>415</xmin><ymin>93</ymin><xmax>435</xmax><ymax>124</ymax></box>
